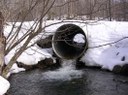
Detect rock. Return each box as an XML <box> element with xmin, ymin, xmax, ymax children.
<box><xmin>76</xmin><ymin>59</ymin><xmax>101</xmax><ymax>70</ymax></box>
<box><xmin>37</xmin><ymin>58</ymin><xmax>54</xmax><ymax>69</ymax></box>
<box><xmin>120</xmin><ymin>64</ymin><xmax>128</xmax><ymax>76</ymax></box>
<box><xmin>17</xmin><ymin>58</ymin><xmax>61</xmax><ymax>71</ymax></box>
<box><xmin>112</xmin><ymin>64</ymin><xmax>128</xmax><ymax>76</ymax></box>
<box><xmin>112</xmin><ymin>65</ymin><xmax>122</xmax><ymax>74</ymax></box>
<box><xmin>36</xmin><ymin>58</ymin><xmax>61</xmax><ymax>70</ymax></box>
<box><xmin>76</xmin><ymin>60</ymin><xmax>86</xmax><ymax>69</ymax></box>
<box><xmin>17</xmin><ymin>62</ymin><xmax>37</xmax><ymax>71</ymax></box>
<box><xmin>36</xmin><ymin>35</ymin><xmax>53</xmax><ymax>48</ymax></box>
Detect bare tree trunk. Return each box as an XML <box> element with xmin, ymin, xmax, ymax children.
<box><xmin>67</xmin><ymin>0</ymin><xmax>70</xmax><ymax>19</ymax></box>
<box><xmin>122</xmin><ymin>0</ymin><xmax>127</xmax><ymax>21</ymax></box>
<box><xmin>108</xmin><ymin>0</ymin><xmax>112</xmax><ymax>21</ymax></box>
<box><xmin>0</xmin><ymin>12</ymin><xmax>5</xmax><ymax>75</ymax></box>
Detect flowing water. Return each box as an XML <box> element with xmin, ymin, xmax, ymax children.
<box><xmin>8</xmin><ymin>60</ymin><xmax>128</xmax><ymax>95</ymax></box>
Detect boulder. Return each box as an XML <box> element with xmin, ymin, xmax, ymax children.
<box><xmin>76</xmin><ymin>60</ymin><xmax>86</xmax><ymax>69</ymax></box>
<box><xmin>17</xmin><ymin>58</ymin><xmax>61</xmax><ymax>71</ymax></box>
<box><xmin>36</xmin><ymin>35</ymin><xmax>53</xmax><ymax>48</ymax></box>
<box><xmin>112</xmin><ymin>65</ymin><xmax>122</xmax><ymax>74</ymax></box>
<box><xmin>120</xmin><ymin>64</ymin><xmax>128</xmax><ymax>76</ymax></box>
<box><xmin>112</xmin><ymin>64</ymin><xmax>128</xmax><ymax>76</ymax></box>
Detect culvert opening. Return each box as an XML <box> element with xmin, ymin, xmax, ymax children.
<box><xmin>52</xmin><ymin>24</ymin><xmax>88</xmax><ymax>59</ymax></box>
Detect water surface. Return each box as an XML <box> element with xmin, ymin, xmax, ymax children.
<box><xmin>7</xmin><ymin>63</ymin><xmax>128</xmax><ymax>95</ymax></box>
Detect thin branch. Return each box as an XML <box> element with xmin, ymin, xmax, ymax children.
<box><xmin>54</xmin><ymin>0</ymin><xmax>78</xmax><ymax>8</ymax></box>
<box><xmin>89</xmin><ymin>37</ymin><xmax>128</xmax><ymax>49</ymax></box>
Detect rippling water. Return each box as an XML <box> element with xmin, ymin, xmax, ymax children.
<box><xmin>42</xmin><ymin>60</ymin><xmax>83</xmax><ymax>81</ymax></box>
<box><xmin>8</xmin><ymin>61</ymin><xmax>128</xmax><ymax>95</ymax></box>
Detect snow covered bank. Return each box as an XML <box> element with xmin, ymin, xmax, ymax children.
<box><xmin>80</xmin><ymin>21</ymin><xmax>128</xmax><ymax>71</ymax></box>
<box><xmin>42</xmin><ymin>20</ymin><xmax>128</xmax><ymax>71</ymax></box>
<box><xmin>4</xmin><ymin>20</ymin><xmax>128</xmax><ymax>72</ymax></box>
<box><xmin>0</xmin><ymin>76</ymin><xmax>10</xmax><ymax>95</ymax></box>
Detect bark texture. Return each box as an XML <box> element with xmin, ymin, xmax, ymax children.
<box><xmin>0</xmin><ymin>12</ymin><xmax>5</xmax><ymax>75</ymax></box>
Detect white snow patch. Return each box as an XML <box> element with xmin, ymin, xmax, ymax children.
<box><xmin>73</xmin><ymin>34</ymin><xmax>85</xmax><ymax>43</ymax></box>
<box><xmin>10</xmin><ymin>63</ymin><xmax>26</xmax><ymax>73</ymax></box>
<box><xmin>5</xmin><ymin>45</ymin><xmax>52</xmax><ymax>65</ymax></box>
<box><xmin>0</xmin><ymin>76</ymin><xmax>10</xmax><ymax>95</ymax></box>
<box><xmin>6</xmin><ymin>63</ymin><xmax>25</xmax><ymax>78</ymax></box>
<box><xmin>17</xmin><ymin>46</ymin><xmax>52</xmax><ymax>65</ymax></box>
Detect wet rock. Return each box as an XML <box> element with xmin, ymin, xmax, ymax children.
<box><xmin>17</xmin><ymin>62</ymin><xmax>36</xmax><ymax>71</ymax></box>
<box><xmin>120</xmin><ymin>64</ymin><xmax>128</xmax><ymax>76</ymax></box>
<box><xmin>76</xmin><ymin>60</ymin><xmax>102</xmax><ymax>70</ymax></box>
<box><xmin>112</xmin><ymin>64</ymin><xmax>128</xmax><ymax>76</ymax></box>
<box><xmin>17</xmin><ymin>58</ymin><xmax>61</xmax><ymax>71</ymax></box>
<box><xmin>36</xmin><ymin>35</ymin><xmax>53</xmax><ymax>48</ymax></box>
<box><xmin>37</xmin><ymin>58</ymin><xmax>61</xmax><ymax>70</ymax></box>
<box><xmin>76</xmin><ymin>60</ymin><xmax>86</xmax><ymax>69</ymax></box>
<box><xmin>36</xmin><ymin>58</ymin><xmax>54</xmax><ymax>69</ymax></box>
<box><xmin>112</xmin><ymin>65</ymin><xmax>122</xmax><ymax>74</ymax></box>
<box><xmin>55</xmin><ymin>58</ymin><xmax>61</xmax><ymax>67</ymax></box>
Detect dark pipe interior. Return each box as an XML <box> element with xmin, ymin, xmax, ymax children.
<box><xmin>52</xmin><ymin>24</ymin><xmax>88</xmax><ymax>59</ymax></box>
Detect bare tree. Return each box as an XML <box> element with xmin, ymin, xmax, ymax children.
<box><xmin>1</xmin><ymin>0</ymin><xmax>128</xmax><ymax>78</ymax></box>
<box><xmin>0</xmin><ymin>12</ymin><xmax>5</xmax><ymax>75</ymax></box>
<box><xmin>0</xmin><ymin>0</ymin><xmax>85</xmax><ymax>78</ymax></box>
<box><xmin>108</xmin><ymin>0</ymin><xmax>112</xmax><ymax>21</ymax></box>
<box><xmin>0</xmin><ymin>0</ymin><xmax>59</xmax><ymax>78</ymax></box>
<box><xmin>120</xmin><ymin>0</ymin><xmax>128</xmax><ymax>21</ymax></box>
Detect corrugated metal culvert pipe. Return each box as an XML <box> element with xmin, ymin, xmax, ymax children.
<box><xmin>52</xmin><ymin>24</ymin><xmax>88</xmax><ymax>59</ymax></box>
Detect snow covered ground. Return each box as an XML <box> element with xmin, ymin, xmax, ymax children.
<box><xmin>80</xmin><ymin>21</ymin><xmax>128</xmax><ymax>70</ymax></box>
<box><xmin>4</xmin><ymin>20</ymin><xmax>128</xmax><ymax>71</ymax></box>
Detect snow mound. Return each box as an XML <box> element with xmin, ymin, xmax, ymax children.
<box><xmin>0</xmin><ymin>76</ymin><xmax>10</xmax><ymax>95</ymax></box>
<box><xmin>5</xmin><ymin>45</ymin><xmax>52</xmax><ymax>65</ymax></box>
<box><xmin>73</xmin><ymin>33</ymin><xmax>85</xmax><ymax>43</ymax></box>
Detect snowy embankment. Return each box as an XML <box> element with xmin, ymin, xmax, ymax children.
<box><xmin>80</xmin><ymin>21</ymin><xmax>128</xmax><ymax>71</ymax></box>
<box><xmin>46</xmin><ymin>20</ymin><xmax>128</xmax><ymax>71</ymax></box>
<box><xmin>4</xmin><ymin>20</ymin><xmax>128</xmax><ymax>71</ymax></box>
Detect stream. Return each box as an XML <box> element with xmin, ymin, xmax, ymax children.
<box><xmin>7</xmin><ymin>61</ymin><xmax>128</xmax><ymax>95</ymax></box>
